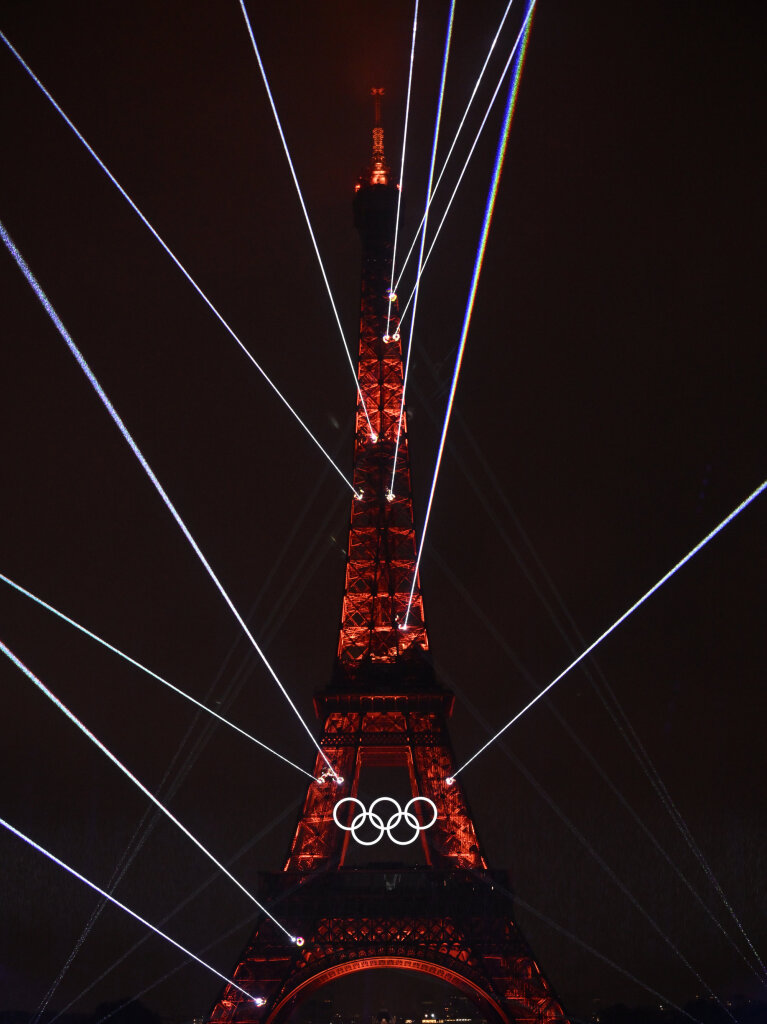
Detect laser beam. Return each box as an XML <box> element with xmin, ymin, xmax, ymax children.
<box><xmin>0</xmin><ymin>813</ymin><xmax>263</xmax><ymax>1003</ymax></box>
<box><xmin>0</xmin><ymin>639</ymin><xmax>299</xmax><ymax>943</ymax></box>
<box><xmin>451</xmin><ymin>478</ymin><xmax>767</xmax><ymax>780</ymax></box>
<box><xmin>403</xmin><ymin>5</ymin><xmax>534</xmax><ymax>627</ymax></box>
<box><xmin>0</xmin><ymin>219</ymin><xmax>339</xmax><ymax>782</ymax></box>
<box><xmin>397</xmin><ymin>4</ymin><xmax>534</xmax><ymax>329</ymax></box>
<box><xmin>0</xmin><ymin>572</ymin><xmax>317</xmax><ymax>783</ymax></box>
<box><xmin>0</xmin><ymin>31</ymin><xmax>355</xmax><ymax>493</ymax></box>
<box><xmin>386</xmin><ymin>0</ymin><xmax>419</xmax><ymax>335</ymax></box>
<box><xmin>48</xmin><ymin>799</ymin><xmax>303</xmax><ymax>1024</ymax></box>
<box><xmin>390</xmin><ymin>0</ymin><xmax>455</xmax><ymax>495</ymax></box>
<box><xmin>237</xmin><ymin>1</ymin><xmax>374</xmax><ymax>439</ymax></box>
<box><xmin>394</xmin><ymin>0</ymin><xmax>519</xmax><ymax>291</ymax></box>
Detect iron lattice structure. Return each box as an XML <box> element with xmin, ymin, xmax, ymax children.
<box><xmin>207</xmin><ymin>101</ymin><xmax>571</xmax><ymax>1024</ymax></box>
<box><xmin>337</xmin><ymin>160</ymin><xmax>428</xmax><ymax>667</ymax></box>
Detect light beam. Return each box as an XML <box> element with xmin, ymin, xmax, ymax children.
<box><xmin>47</xmin><ymin>799</ymin><xmax>304</xmax><ymax>1024</ymax></box>
<box><xmin>0</xmin><ymin>813</ymin><xmax>265</xmax><ymax>1004</ymax></box>
<box><xmin>394</xmin><ymin>0</ymin><xmax>519</xmax><ymax>291</ymax></box>
<box><xmin>452</xmin><ymin>478</ymin><xmax>767</xmax><ymax>780</ymax></box>
<box><xmin>0</xmin><ymin>219</ymin><xmax>339</xmax><ymax>781</ymax></box>
<box><xmin>397</xmin><ymin>5</ymin><xmax>535</xmax><ymax>331</ymax></box>
<box><xmin>0</xmin><ymin>31</ymin><xmax>355</xmax><ymax>492</ymax></box>
<box><xmin>237</xmin><ymin>1</ymin><xmax>375</xmax><ymax>439</ymax></box>
<box><xmin>403</xmin><ymin>4</ymin><xmax>535</xmax><ymax>626</ymax></box>
<box><xmin>385</xmin><ymin>0</ymin><xmax>419</xmax><ymax>334</ymax></box>
<box><xmin>0</xmin><ymin>639</ymin><xmax>299</xmax><ymax>942</ymax></box>
<box><xmin>0</xmin><ymin>571</ymin><xmax>317</xmax><ymax>783</ymax></box>
<box><xmin>389</xmin><ymin>0</ymin><xmax>455</xmax><ymax>495</ymax></box>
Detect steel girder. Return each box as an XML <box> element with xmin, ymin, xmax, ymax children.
<box><xmin>337</xmin><ymin>181</ymin><xmax>428</xmax><ymax>674</ymax></box>
<box><xmin>283</xmin><ymin>707</ymin><xmax>484</xmax><ymax>874</ymax></box>
<box><xmin>206</xmin><ymin>870</ymin><xmax>570</xmax><ymax>1024</ymax></box>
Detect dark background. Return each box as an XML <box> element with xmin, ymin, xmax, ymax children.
<box><xmin>0</xmin><ymin>1</ymin><xmax>765</xmax><ymax>1020</ymax></box>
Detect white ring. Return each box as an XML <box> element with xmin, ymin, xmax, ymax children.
<box><xmin>333</xmin><ymin>796</ymin><xmax>438</xmax><ymax>846</ymax></box>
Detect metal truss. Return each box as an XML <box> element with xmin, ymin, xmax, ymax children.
<box><xmin>284</xmin><ymin>701</ymin><xmax>484</xmax><ymax>873</ymax></box>
<box><xmin>207</xmin><ymin>870</ymin><xmax>569</xmax><ymax>1024</ymax></box>
<box><xmin>337</xmin><ymin>165</ymin><xmax>428</xmax><ymax>672</ymax></box>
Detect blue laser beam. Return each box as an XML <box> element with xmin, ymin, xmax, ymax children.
<box><xmin>0</xmin><ymin>813</ymin><xmax>265</xmax><ymax>1003</ymax></box>
<box><xmin>0</xmin><ymin>639</ymin><xmax>298</xmax><ymax>943</ymax></box>
<box><xmin>396</xmin><ymin>4</ymin><xmax>535</xmax><ymax>329</ymax></box>
<box><xmin>403</xmin><ymin>4</ymin><xmax>535</xmax><ymax>627</ymax></box>
<box><xmin>0</xmin><ymin>219</ymin><xmax>338</xmax><ymax>781</ymax></box>
<box><xmin>390</xmin><ymin>0</ymin><xmax>456</xmax><ymax>496</ymax></box>
<box><xmin>451</xmin><ymin>479</ymin><xmax>767</xmax><ymax>780</ymax></box>
<box><xmin>394</xmin><ymin>0</ymin><xmax>519</xmax><ymax>292</ymax></box>
<box><xmin>237</xmin><ymin>1</ymin><xmax>374</xmax><ymax>439</ymax></box>
<box><xmin>386</xmin><ymin>0</ymin><xmax>420</xmax><ymax>334</ymax></box>
<box><xmin>0</xmin><ymin>572</ymin><xmax>318</xmax><ymax>783</ymax></box>
<box><xmin>0</xmin><ymin>31</ymin><xmax>355</xmax><ymax>493</ymax></box>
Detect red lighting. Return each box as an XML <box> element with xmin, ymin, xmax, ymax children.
<box><xmin>337</xmin><ymin>204</ymin><xmax>427</xmax><ymax>667</ymax></box>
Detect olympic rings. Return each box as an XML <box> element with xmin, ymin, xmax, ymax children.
<box><xmin>332</xmin><ymin>796</ymin><xmax>438</xmax><ymax>846</ymax></box>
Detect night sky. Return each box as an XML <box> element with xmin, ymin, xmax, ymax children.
<box><xmin>1</xmin><ymin>1</ymin><xmax>765</xmax><ymax>1021</ymax></box>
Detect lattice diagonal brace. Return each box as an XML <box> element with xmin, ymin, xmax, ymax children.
<box><xmin>337</xmin><ymin>151</ymin><xmax>428</xmax><ymax>672</ymax></box>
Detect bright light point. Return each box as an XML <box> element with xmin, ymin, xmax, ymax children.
<box><xmin>370</xmin><ymin>433</ymin><xmax>378</xmax><ymax>443</ymax></box>
<box><xmin>387</xmin><ymin>289</ymin><xmax>398</xmax><ymax>302</ymax></box>
<box><xmin>386</xmin><ymin>489</ymin><xmax>394</xmax><ymax>502</ymax></box>
<box><xmin>334</xmin><ymin>775</ymin><xmax>344</xmax><ymax>785</ymax></box>
<box><xmin>354</xmin><ymin>490</ymin><xmax>364</xmax><ymax>500</ymax></box>
<box><xmin>254</xmin><ymin>998</ymin><xmax>266</xmax><ymax>1008</ymax></box>
<box><xmin>398</xmin><ymin>622</ymin><xmax>407</xmax><ymax>631</ymax></box>
<box><xmin>393</xmin><ymin>331</ymin><xmax>401</xmax><ymax>342</ymax></box>
<box><xmin>446</xmin><ymin>776</ymin><xmax>455</xmax><ymax>786</ymax></box>
<box><xmin>293</xmin><ymin>936</ymin><xmax>305</xmax><ymax>947</ymax></box>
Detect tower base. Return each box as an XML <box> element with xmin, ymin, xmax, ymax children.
<box><xmin>207</xmin><ymin>868</ymin><xmax>570</xmax><ymax>1024</ymax></box>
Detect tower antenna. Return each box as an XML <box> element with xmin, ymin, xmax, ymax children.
<box><xmin>369</xmin><ymin>87</ymin><xmax>389</xmax><ymax>185</ymax></box>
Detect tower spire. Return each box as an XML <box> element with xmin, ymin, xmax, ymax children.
<box><xmin>368</xmin><ymin>87</ymin><xmax>389</xmax><ymax>186</ymax></box>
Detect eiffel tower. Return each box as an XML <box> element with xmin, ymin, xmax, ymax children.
<box><xmin>206</xmin><ymin>93</ymin><xmax>571</xmax><ymax>1024</ymax></box>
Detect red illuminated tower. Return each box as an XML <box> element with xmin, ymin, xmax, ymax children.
<box><xmin>207</xmin><ymin>96</ymin><xmax>571</xmax><ymax>1024</ymax></box>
